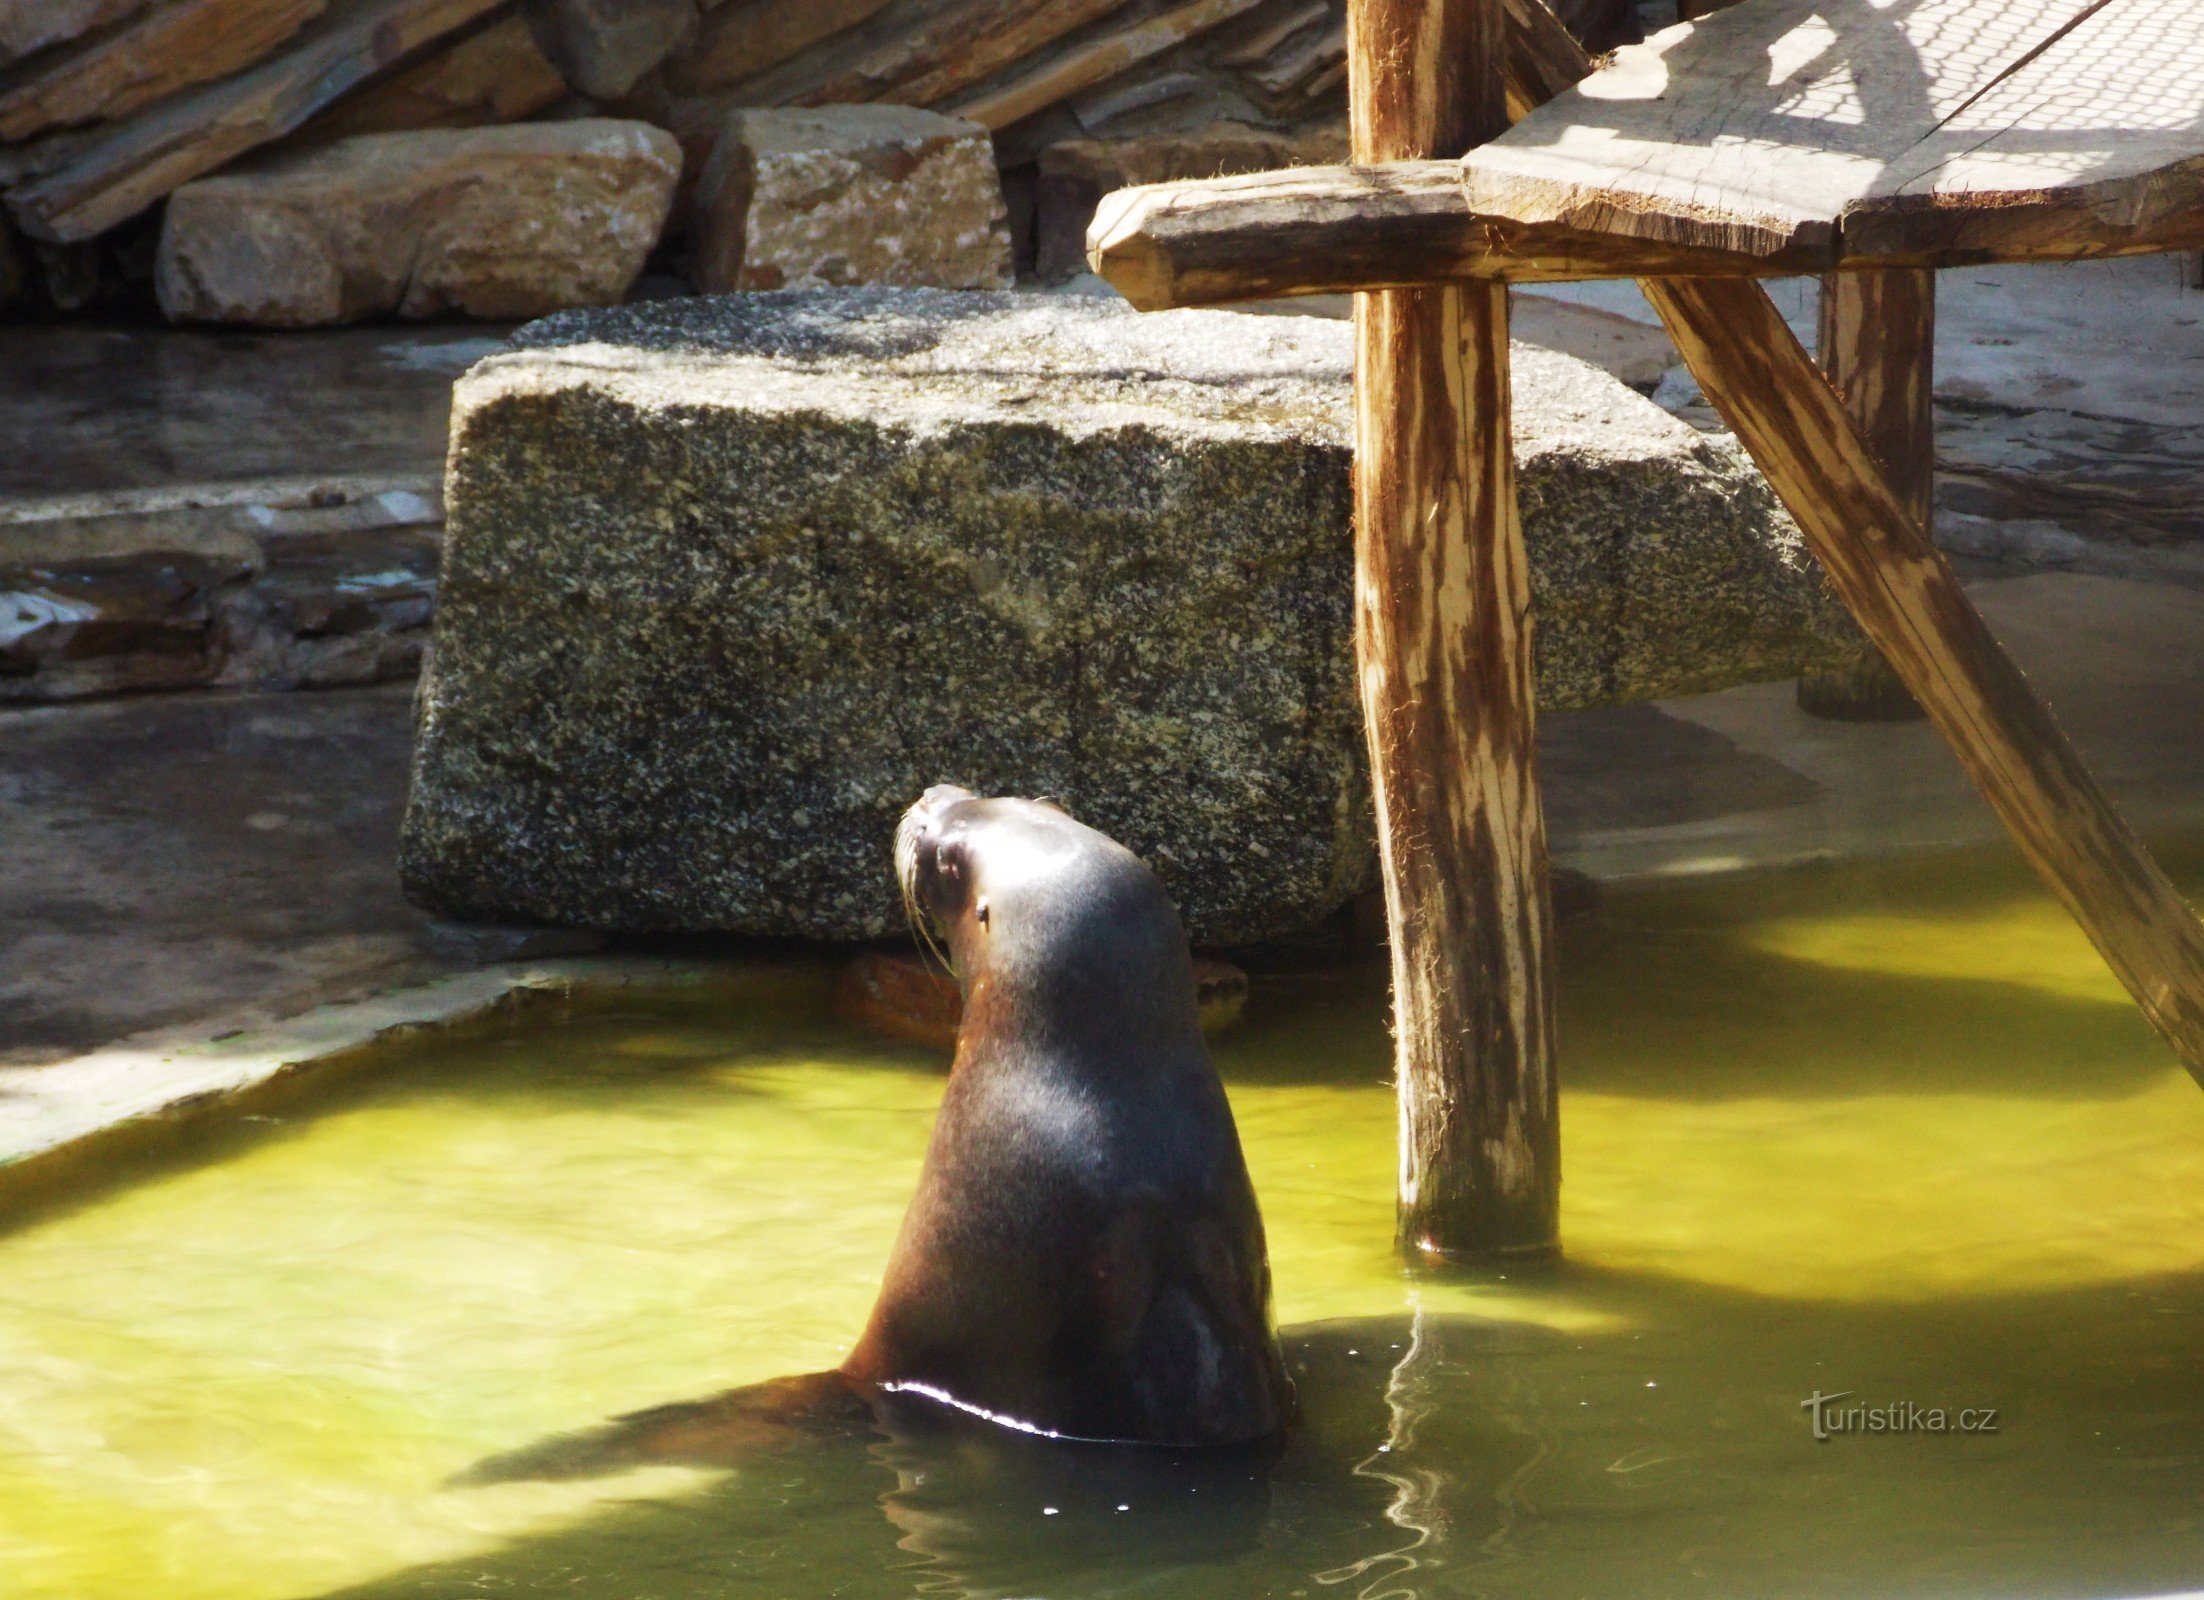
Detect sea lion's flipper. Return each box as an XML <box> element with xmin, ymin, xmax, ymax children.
<box><xmin>450</xmin><ymin>1370</ymin><xmax>878</xmax><ymax>1486</ymax></box>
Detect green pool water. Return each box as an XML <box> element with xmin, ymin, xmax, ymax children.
<box><xmin>5</xmin><ymin>844</ymin><xmax>2203</xmax><ymax>1600</ymax></box>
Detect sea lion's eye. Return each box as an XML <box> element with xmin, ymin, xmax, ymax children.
<box><xmin>974</xmin><ymin>899</ymin><xmax>990</xmax><ymax>930</ymax></box>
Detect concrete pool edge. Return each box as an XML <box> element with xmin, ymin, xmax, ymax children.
<box><xmin>0</xmin><ymin>956</ymin><xmax>733</xmax><ymax>1218</ymax></box>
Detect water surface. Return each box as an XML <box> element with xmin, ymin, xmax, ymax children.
<box><xmin>4</xmin><ymin>844</ymin><xmax>2201</xmax><ymax>1599</ymax></box>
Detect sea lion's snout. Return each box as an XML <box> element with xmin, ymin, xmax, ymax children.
<box><xmin>896</xmin><ymin>785</ymin><xmax>981</xmax><ymax>934</ymax></box>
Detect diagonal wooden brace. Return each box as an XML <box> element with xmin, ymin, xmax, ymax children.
<box><xmin>1643</xmin><ymin>275</ymin><xmax>2204</xmax><ymax>1082</ymax></box>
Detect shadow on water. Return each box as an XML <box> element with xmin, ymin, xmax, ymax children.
<box><xmin>322</xmin><ymin>1257</ymin><xmax>2204</xmax><ymax>1600</ymax></box>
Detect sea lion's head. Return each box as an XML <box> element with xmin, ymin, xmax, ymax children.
<box><xmin>895</xmin><ymin>785</ymin><xmax>1202</xmax><ymax>1052</ymax></box>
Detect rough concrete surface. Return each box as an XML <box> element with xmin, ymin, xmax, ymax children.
<box><xmin>0</xmin><ymin>684</ymin><xmax>452</xmax><ymax>1067</ymax></box>
<box><xmin>402</xmin><ymin>289</ymin><xmax>1863</xmax><ymax>944</ymax></box>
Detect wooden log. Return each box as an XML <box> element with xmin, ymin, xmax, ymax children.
<box><xmin>1798</xmin><ymin>267</ymin><xmax>1933</xmax><ymax>721</ymax></box>
<box><xmin>948</xmin><ymin>0</ymin><xmax>1273</xmax><ymax>131</ymax></box>
<box><xmin>0</xmin><ymin>0</ymin><xmax>328</xmax><ymax>144</ymax></box>
<box><xmin>1085</xmin><ymin>160</ymin><xmax>1790</xmax><ymax>309</ymax></box>
<box><xmin>284</xmin><ymin>9</ymin><xmax>566</xmax><ymax>145</ymax></box>
<box><xmin>1352</xmin><ymin>0</ymin><xmax>1558</xmax><ymax>1256</ymax></box>
<box><xmin>1643</xmin><ymin>274</ymin><xmax>2204</xmax><ymax>1083</ymax></box>
<box><xmin>4</xmin><ymin>0</ymin><xmax>507</xmax><ymax>243</ymax></box>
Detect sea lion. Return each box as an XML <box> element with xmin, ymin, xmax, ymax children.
<box><xmin>841</xmin><ymin>784</ymin><xmax>1294</xmax><ymax>1445</ymax></box>
<box><xmin>461</xmin><ymin>787</ymin><xmax>1292</xmax><ymax>1487</ymax></box>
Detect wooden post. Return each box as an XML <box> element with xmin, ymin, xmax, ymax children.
<box><xmin>1351</xmin><ymin>0</ymin><xmax>1559</xmax><ymax>1256</ymax></box>
<box><xmin>1643</xmin><ymin>274</ymin><xmax>2204</xmax><ymax>1083</ymax></box>
<box><xmin>1798</xmin><ymin>269</ymin><xmax>1933</xmax><ymax>721</ymax></box>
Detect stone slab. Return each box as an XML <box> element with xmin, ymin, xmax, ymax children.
<box><xmin>402</xmin><ymin>289</ymin><xmax>1866</xmax><ymax>944</ymax></box>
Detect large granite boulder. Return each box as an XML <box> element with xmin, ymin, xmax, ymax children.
<box><xmin>402</xmin><ymin>290</ymin><xmax>1863</xmax><ymax>943</ymax></box>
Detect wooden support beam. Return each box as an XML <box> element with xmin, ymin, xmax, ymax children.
<box><xmin>1644</xmin><ymin>275</ymin><xmax>2204</xmax><ymax>1083</ymax></box>
<box><xmin>1797</xmin><ymin>268</ymin><xmax>1933</xmax><ymax>722</ymax></box>
<box><xmin>1353</xmin><ymin>0</ymin><xmax>1558</xmax><ymax>1256</ymax></box>
<box><xmin>1085</xmin><ymin>161</ymin><xmax>1784</xmax><ymax>310</ymax></box>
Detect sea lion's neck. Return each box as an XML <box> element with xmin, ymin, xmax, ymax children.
<box><xmin>958</xmin><ymin>964</ymin><xmax>1203</xmax><ymax>1070</ymax></box>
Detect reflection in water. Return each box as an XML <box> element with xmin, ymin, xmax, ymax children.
<box><xmin>1315</xmin><ymin>1302</ymin><xmax>1447</xmax><ymax>1600</ymax></box>
<box><xmin>1</xmin><ymin>841</ymin><xmax>2202</xmax><ymax>1599</ymax></box>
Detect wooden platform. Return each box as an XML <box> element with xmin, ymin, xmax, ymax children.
<box><xmin>1093</xmin><ymin>0</ymin><xmax>2204</xmax><ymax>1256</ymax></box>
<box><xmin>1463</xmin><ymin>0</ymin><xmax>2204</xmax><ymax>269</ymax></box>
<box><xmin>1092</xmin><ymin>0</ymin><xmax>2204</xmax><ymax>303</ymax></box>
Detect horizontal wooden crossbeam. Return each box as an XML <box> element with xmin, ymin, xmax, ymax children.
<box><xmin>1088</xmin><ymin>161</ymin><xmax>1808</xmax><ymax>309</ymax></box>
<box><xmin>1087</xmin><ymin>158</ymin><xmax>2204</xmax><ymax>308</ymax></box>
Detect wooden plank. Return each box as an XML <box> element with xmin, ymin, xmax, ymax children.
<box><xmin>1643</xmin><ymin>274</ymin><xmax>2204</xmax><ymax>1083</ymax></box>
<box><xmin>4</xmin><ymin>0</ymin><xmax>506</xmax><ymax>243</ymax></box>
<box><xmin>948</xmin><ymin>0</ymin><xmax>1272</xmax><ymax>131</ymax></box>
<box><xmin>1842</xmin><ymin>0</ymin><xmax>2204</xmax><ymax>262</ymax></box>
<box><xmin>1462</xmin><ymin>0</ymin><xmax>2178</xmax><ymax>264</ymax></box>
<box><xmin>1796</xmin><ymin>266</ymin><xmax>1933</xmax><ymax>720</ymax></box>
<box><xmin>1351</xmin><ymin>0</ymin><xmax>1559</xmax><ymax>1256</ymax></box>
<box><xmin>0</xmin><ymin>0</ymin><xmax>328</xmax><ymax>144</ymax></box>
<box><xmin>1086</xmin><ymin>159</ymin><xmax>1817</xmax><ymax>308</ymax></box>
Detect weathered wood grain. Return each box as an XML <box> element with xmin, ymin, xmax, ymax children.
<box><xmin>0</xmin><ymin>0</ymin><xmax>329</xmax><ymax>143</ymax></box>
<box><xmin>1085</xmin><ymin>159</ymin><xmax>1797</xmax><ymax>308</ymax></box>
<box><xmin>1352</xmin><ymin>0</ymin><xmax>1559</xmax><ymax>1257</ymax></box>
<box><xmin>1500</xmin><ymin>0</ymin><xmax>1590</xmax><ymax>118</ymax></box>
<box><xmin>1645</xmin><ymin>274</ymin><xmax>2204</xmax><ymax>1082</ymax></box>
<box><xmin>949</xmin><ymin>0</ymin><xmax>1272</xmax><ymax>131</ymax></box>
<box><xmin>5</xmin><ymin>0</ymin><xmax>507</xmax><ymax>242</ymax></box>
<box><xmin>1844</xmin><ymin>0</ymin><xmax>2204</xmax><ymax>263</ymax></box>
<box><xmin>1796</xmin><ymin>266</ymin><xmax>1933</xmax><ymax>720</ymax></box>
<box><xmin>1820</xmin><ymin>268</ymin><xmax>1936</xmax><ymax>527</ymax></box>
<box><xmin>1464</xmin><ymin>0</ymin><xmax>2204</xmax><ymax>267</ymax></box>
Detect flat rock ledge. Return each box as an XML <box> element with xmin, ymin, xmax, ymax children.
<box><xmin>403</xmin><ymin>289</ymin><xmax>1864</xmax><ymax>944</ymax></box>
